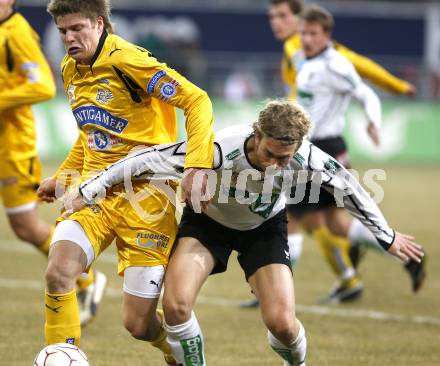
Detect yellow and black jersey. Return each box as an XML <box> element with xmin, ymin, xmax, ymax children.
<box><xmin>56</xmin><ymin>32</ymin><xmax>214</xmax><ymax>179</ymax></box>
<box><xmin>282</xmin><ymin>33</ymin><xmax>411</xmax><ymax>99</ymax></box>
<box><xmin>0</xmin><ymin>12</ymin><xmax>56</xmax><ymax>160</ymax></box>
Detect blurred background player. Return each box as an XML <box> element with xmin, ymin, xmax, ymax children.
<box><xmin>241</xmin><ymin>0</ymin><xmax>424</xmax><ymax>307</ymax></box>
<box><xmin>0</xmin><ymin>0</ymin><xmax>105</xmax><ymax>325</ymax></box>
<box><xmin>38</xmin><ymin>0</ymin><xmax>214</xmax><ymax>364</ymax></box>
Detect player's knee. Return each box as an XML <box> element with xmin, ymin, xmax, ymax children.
<box><xmin>162</xmin><ymin>295</ymin><xmax>192</xmax><ymax>325</ymax></box>
<box><xmin>45</xmin><ymin>259</ymin><xmax>76</xmax><ymax>294</ymax></box>
<box><xmin>123</xmin><ymin>315</ymin><xmax>154</xmax><ymax>341</ymax></box>
<box><xmin>265</xmin><ymin>312</ymin><xmax>296</xmax><ymax>343</ymax></box>
<box><xmin>11</xmin><ymin>220</ymin><xmax>36</xmax><ymax>244</ymax></box>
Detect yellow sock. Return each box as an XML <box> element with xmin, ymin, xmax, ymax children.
<box><xmin>313</xmin><ymin>226</ymin><xmax>355</xmax><ymax>279</ymax></box>
<box><xmin>76</xmin><ymin>269</ymin><xmax>95</xmax><ymax>291</ymax></box>
<box><xmin>45</xmin><ymin>288</ymin><xmax>81</xmax><ymax>346</ymax></box>
<box><xmin>38</xmin><ymin>226</ymin><xmax>55</xmax><ymax>256</ymax></box>
<box><xmin>151</xmin><ymin>309</ymin><xmax>174</xmax><ymax>361</ymax></box>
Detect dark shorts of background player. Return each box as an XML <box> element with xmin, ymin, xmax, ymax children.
<box><xmin>287</xmin><ymin>136</ymin><xmax>350</xmax><ymax>218</ymax></box>
<box><xmin>177</xmin><ymin>207</ymin><xmax>291</xmax><ymax>281</ymax></box>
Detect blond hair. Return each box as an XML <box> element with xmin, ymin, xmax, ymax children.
<box><xmin>254</xmin><ymin>100</ymin><xmax>311</xmax><ymax>145</ymax></box>
<box><xmin>47</xmin><ymin>0</ymin><xmax>113</xmax><ymax>34</ymax></box>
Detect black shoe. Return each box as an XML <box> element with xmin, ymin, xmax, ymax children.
<box><xmin>404</xmin><ymin>255</ymin><xmax>426</xmax><ymax>292</ymax></box>
<box><xmin>239</xmin><ymin>298</ymin><xmax>260</xmax><ymax>308</ymax></box>
<box><xmin>349</xmin><ymin>244</ymin><xmax>367</xmax><ymax>269</ymax></box>
<box><xmin>319</xmin><ymin>280</ymin><xmax>364</xmax><ymax>305</ymax></box>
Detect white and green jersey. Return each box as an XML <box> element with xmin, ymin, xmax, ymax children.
<box><xmin>79</xmin><ymin>124</ymin><xmax>395</xmax><ymax>250</ymax></box>
<box><xmin>295</xmin><ymin>46</ymin><xmax>381</xmax><ymax>140</ymax></box>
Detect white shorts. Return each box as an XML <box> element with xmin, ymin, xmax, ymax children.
<box><xmin>51</xmin><ymin>220</ymin><xmax>95</xmax><ymax>268</ymax></box>
<box><xmin>123</xmin><ymin>266</ymin><xmax>165</xmax><ymax>299</ymax></box>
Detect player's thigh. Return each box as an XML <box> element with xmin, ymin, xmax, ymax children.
<box><xmin>7</xmin><ymin>206</ymin><xmax>42</xmax><ymax>235</ymax></box>
<box><xmin>112</xmin><ymin>182</ymin><xmax>178</xmax><ymax>275</ymax></box>
<box><xmin>0</xmin><ymin>157</ymin><xmax>41</xmax><ymax>212</ymax></box>
<box><xmin>249</xmin><ymin>263</ymin><xmax>296</xmax><ymax>326</ymax></box>
<box><xmin>122</xmin><ymin>267</ymin><xmax>162</xmax><ymax>328</ymax></box>
<box><xmin>324</xmin><ymin>207</ymin><xmax>351</xmax><ymax>237</ymax></box>
<box><xmin>287</xmin><ymin>211</ymin><xmax>302</xmax><ymax>234</ymax></box>
<box><xmin>301</xmin><ymin>210</ymin><xmax>326</xmax><ymax>232</ymax></box>
<box><xmin>163</xmin><ymin>237</ymin><xmax>215</xmax><ymax>311</ymax></box>
<box><xmin>58</xmin><ymin>205</ymin><xmax>116</xmax><ymax>267</ymax></box>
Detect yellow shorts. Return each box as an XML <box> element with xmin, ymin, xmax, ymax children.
<box><xmin>0</xmin><ymin>157</ymin><xmax>42</xmax><ymax>213</ymax></box>
<box><xmin>58</xmin><ymin>181</ymin><xmax>178</xmax><ymax>275</ymax></box>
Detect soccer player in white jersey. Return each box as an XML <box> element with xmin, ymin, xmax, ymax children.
<box><xmin>71</xmin><ymin>100</ymin><xmax>423</xmax><ymax>366</ymax></box>
<box><xmin>288</xmin><ymin>5</ymin><xmax>425</xmax><ymax>303</ymax></box>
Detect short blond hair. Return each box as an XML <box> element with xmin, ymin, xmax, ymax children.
<box><xmin>254</xmin><ymin>100</ymin><xmax>311</xmax><ymax>145</ymax></box>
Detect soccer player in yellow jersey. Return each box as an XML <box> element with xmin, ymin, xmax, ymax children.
<box><xmin>0</xmin><ymin>0</ymin><xmax>55</xmax><ymax>253</ymax></box>
<box><xmin>37</xmin><ymin>0</ymin><xmax>214</xmax><ymax>364</ymax></box>
<box><xmin>240</xmin><ymin>0</ymin><xmax>423</xmax><ymax>307</ymax></box>
<box><xmin>0</xmin><ymin>0</ymin><xmax>106</xmax><ymax>327</ymax></box>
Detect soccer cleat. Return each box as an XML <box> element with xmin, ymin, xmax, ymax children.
<box><xmin>78</xmin><ymin>270</ymin><xmax>107</xmax><ymax>326</ymax></box>
<box><xmin>283</xmin><ymin>361</ymin><xmax>306</xmax><ymax>366</ymax></box>
<box><xmin>239</xmin><ymin>298</ymin><xmax>260</xmax><ymax>308</ymax></box>
<box><xmin>319</xmin><ymin>278</ymin><xmax>364</xmax><ymax>305</ymax></box>
<box><xmin>404</xmin><ymin>255</ymin><xmax>426</xmax><ymax>292</ymax></box>
<box><xmin>164</xmin><ymin>354</ymin><xmax>177</xmax><ymax>366</ymax></box>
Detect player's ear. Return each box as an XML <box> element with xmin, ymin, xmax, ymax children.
<box><xmin>96</xmin><ymin>16</ymin><xmax>104</xmax><ymax>33</ymax></box>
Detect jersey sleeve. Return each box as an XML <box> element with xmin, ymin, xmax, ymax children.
<box><xmin>327</xmin><ymin>57</ymin><xmax>382</xmax><ymax>127</ymax></box>
<box><xmin>79</xmin><ymin>141</ymin><xmax>223</xmax><ymax>204</ymax></box>
<box><xmin>53</xmin><ymin>137</ymin><xmax>85</xmax><ymax>182</ymax></box>
<box><xmin>0</xmin><ymin>25</ymin><xmax>56</xmax><ymax>112</ymax></box>
<box><xmin>301</xmin><ymin>142</ymin><xmax>395</xmax><ymax>250</ymax></box>
<box><xmin>79</xmin><ymin>142</ymin><xmax>188</xmax><ymax>204</ymax></box>
<box><xmin>335</xmin><ymin>42</ymin><xmax>411</xmax><ymax>95</ymax></box>
<box><xmin>118</xmin><ymin>49</ymin><xmax>214</xmax><ymax>170</ymax></box>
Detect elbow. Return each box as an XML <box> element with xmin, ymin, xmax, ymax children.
<box><xmin>32</xmin><ymin>82</ymin><xmax>56</xmax><ymax>102</ymax></box>
<box><xmin>42</xmin><ymin>81</ymin><xmax>57</xmax><ymax>100</ymax></box>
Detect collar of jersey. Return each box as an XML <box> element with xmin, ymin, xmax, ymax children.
<box><xmin>75</xmin><ymin>30</ymin><xmax>108</xmax><ymax>72</ymax></box>
<box><xmin>305</xmin><ymin>44</ymin><xmax>330</xmax><ymax>60</ymax></box>
<box><xmin>0</xmin><ymin>10</ymin><xmax>16</xmax><ymax>26</ymax></box>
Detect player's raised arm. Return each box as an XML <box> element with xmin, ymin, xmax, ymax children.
<box><xmin>327</xmin><ymin>58</ymin><xmax>382</xmax><ymax>145</ymax></box>
<box><xmin>115</xmin><ymin>48</ymin><xmax>214</xmax><ymax>208</ymax></box>
<box><xmin>302</xmin><ymin>143</ymin><xmax>424</xmax><ymax>262</ymax></box>
<box><xmin>334</xmin><ymin>42</ymin><xmax>415</xmax><ymax>96</ymax></box>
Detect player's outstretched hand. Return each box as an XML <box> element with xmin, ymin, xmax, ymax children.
<box><xmin>61</xmin><ymin>188</ymin><xmax>86</xmax><ymax>219</ymax></box>
<box><xmin>405</xmin><ymin>82</ymin><xmax>417</xmax><ymax>97</ymax></box>
<box><xmin>181</xmin><ymin>168</ymin><xmax>212</xmax><ymax>213</ymax></box>
<box><xmin>37</xmin><ymin>177</ymin><xmax>57</xmax><ymax>203</ymax></box>
<box><xmin>367</xmin><ymin>122</ymin><xmax>380</xmax><ymax>146</ymax></box>
<box><xmin>388</xmin><ymin>232</ymin><xmax>424</xmax><ymax>263</ymax></box>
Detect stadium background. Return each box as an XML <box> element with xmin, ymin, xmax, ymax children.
<box><xmin>1</xmin><ymin>1</ymin><xmax>439</xmax><ymax>365</ymax></box>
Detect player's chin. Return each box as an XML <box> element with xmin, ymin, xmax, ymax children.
<box><xmin>68</xmin><ymin>48</ymin><xmax>83</xmax><ymax>59</ymax></box>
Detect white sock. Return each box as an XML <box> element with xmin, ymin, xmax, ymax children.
<box><xmin>288</xmin><ymin>234</ymin><xmax>304</xmax><ymax>269</ymax></box>
<box><xmin>268</xmin><ymin>320</ymin><xmax>307</xmax><ymax>366</ymax></box>
<box><xmin>164</xmin><ymin>312</ymin><xmax>206</xmax><ymax>366</ymax></box>
<box><xmin>348</xmin><ymin>218</ymin><xmax>384</xmax><ymax>252</ymax></box>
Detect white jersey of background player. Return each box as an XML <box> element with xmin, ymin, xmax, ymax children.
<box><xmin>295</xmin><ymin>45</ymin><xmax>381</xmax><ymax>140</ymax></box>
<box><xmin>74</xmin><ymin>101</ymin><xmax>422</xmax><ymax>366</ymax></box>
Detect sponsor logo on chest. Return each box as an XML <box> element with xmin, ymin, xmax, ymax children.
<box><xmin>73</xmin><ymin>106</ymin><xmax>128</xmax><ymax>133</ymax></box>
<box><xmin>87</xmin><ymin>129</ymin><xmax>123</xmax><ymax>151</ymax></box>
<box><xmin>95</xmin><ymin>88</ymin><xmax>114</xmax><ymax>105</ymax></box>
